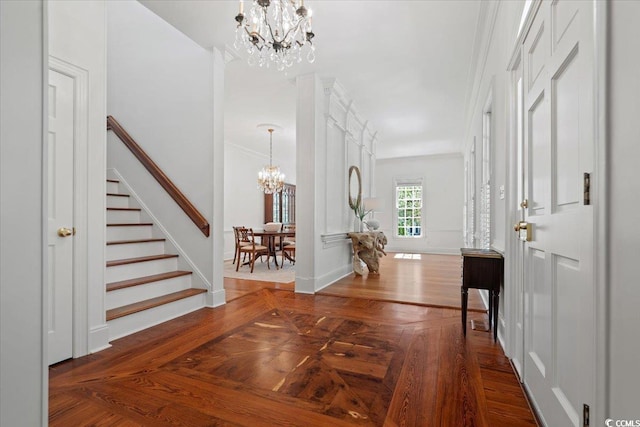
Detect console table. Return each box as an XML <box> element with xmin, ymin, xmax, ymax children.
<box><xmin>348</xmin><ymin>231</ymin><xmax>387</xmax><ymax>275</ymax></box>
<box><xmin>460</xmin><ymin>248</ymin><xmax>504</xmax><ymax>341</ymax></box>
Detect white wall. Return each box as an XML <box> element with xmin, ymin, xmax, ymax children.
<box><xmin>462</xmin><ymin>0</ymin><xmax>524</xmax><ymax>347</ymax></box>
<box><xmin>107</xmin><ymin>0</ymin><xmax>224</xmax><ymax>304</ymax></box>
<box><xmin>608</xmin><ymin>0</ymin><xmax>640</xmax><ymax>419</ymax></box>
<box><xmin>0</xmin><ymin>1</ymin><xmax>46</xmax><ymax>424</ymax></box>
<box><xmin>376</xmin><ymin>154</ymin><xmax>464</xmax><ymax>254</ymax></box>
<box><xmin>49</xmin><ymin>0</ymin><xmax>108</xmax><ymax>354</ymax></box>
<box><xmin>223</xmin><ymin>142</ymin><xmax>296</xmax><ymax>260</ymax></box>
<box><xmin>296</xmin><ymin>75</ymin><xmax>377</xmax><ymax>293</ymax></box>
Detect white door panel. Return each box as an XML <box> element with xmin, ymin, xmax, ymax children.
<box><xmin>511</xmin><ymin>61</ymin><xmax>525</xmax><ymax>378</ymax></box>
<box><xmin>521</xmin><ymin>1</ymin><xmax>595</xmax><ymax>426</ymax></box>
<box><xmin>47</xmin><ymin>69</ymin><xmax>74</xmax><ymax>365</ymax></box>
<box><xmin>527</xmin><ymin>90</ymin><xmax>550</xmax><ymax>216</ymax></box>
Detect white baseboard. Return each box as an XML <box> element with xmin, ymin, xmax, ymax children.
<box><xmin>294</xmin><ymin>276</ymin><xmax>315</xmax><ymax>294</ymax></box>
<box><xmin>207</xmin><ymin>289</ymin><xmax>226</xmax><ymax>307</ymax></box>
<box><xmin>89</xmin><ymin>324</ymin><xmax>111</xmax><ymax>354</ymax></box>
<box><xmin>294</xmin><ymin>263</ymin><xmax>354</xmax><ymax>294</ymax></box>
<box><xmin>478</xmin><ymin>288</ymin><xmax>490</xmax><ymax>310</ymax></box>
<box><xmin>314</xmin><ymin>264</ymin><xmax>354</xmax><ymax>293</ymax></box>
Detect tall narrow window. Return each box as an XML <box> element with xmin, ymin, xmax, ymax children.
<box><xmin>481</xmin><ymin>103</ymin><xmax>492</xmax><ymax>249</ymax></box>
<box><xmin>264</xmin><ymin>183</ymin><xmax>295</xmax><ymax>224</ymax></box>
<box><xmin>395</xmin><ymin>182</ymin><xmax>423</xmax><ymax>237</ymax></box>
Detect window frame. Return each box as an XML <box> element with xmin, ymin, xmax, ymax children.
<box><xmin>394</xmin><ymin>178</ymin><xmax>424</xmax><ymax>239</ymax></box>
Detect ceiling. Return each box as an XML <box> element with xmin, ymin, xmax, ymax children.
<box><xmin>140</xmin><ymin>0</ymin><xmax>483</xmax><ymax>160</ymax></box>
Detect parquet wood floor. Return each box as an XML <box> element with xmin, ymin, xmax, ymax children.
<box><xmin>50</xmin><ymin>289</ymin><xmax>537</xmax><ymax>426</ymax></box>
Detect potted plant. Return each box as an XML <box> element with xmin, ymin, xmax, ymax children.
<box><xmin>352</xmin><ymin>199</ymin><xmax>372</xmax><ymax>232</ymax></box>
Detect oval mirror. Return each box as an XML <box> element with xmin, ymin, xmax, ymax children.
<box><xmin>348</xmin><ymin>166</ymin><xmax>362</xmax><ymax>210</ymax></box>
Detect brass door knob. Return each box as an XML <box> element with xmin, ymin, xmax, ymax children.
<box><xmin>57</xmin><ymin>227</ymin><xmax>73</xmax><ymax>237</ymax></box>
<box><xmin>514</xmin><ymin>221</ymin><xmax>532</xmax><ymax>241</ymax></box>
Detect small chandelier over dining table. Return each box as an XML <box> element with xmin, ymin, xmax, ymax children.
<box><xmin>233</xmin><ymin>0</ymin><xmax>316</xmax><ymax>71</ymax></box>
<box><xmin>257</xmin><ymin>127</ymin><xmax>285</xmax><ymax>194</ymax></box>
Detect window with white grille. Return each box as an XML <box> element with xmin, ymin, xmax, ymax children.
<box><xmin>395</xmin><ymin>182</ymin><xmax>423</xmax><ymax>237</ymax></box>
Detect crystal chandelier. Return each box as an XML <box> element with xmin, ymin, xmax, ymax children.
<box><xmin>234</xmin><ymin>0</ymin><xmax>315</xmax><ymax>71</ymax></box>
<box><xmin>257</xmin><ymin>128</ymin><xmax>285</xmax><ymax>194</ymax></box>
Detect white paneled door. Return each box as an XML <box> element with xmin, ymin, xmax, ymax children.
<box><xmin>521</xmin><ymin>1</ymin><xmax>595</xmax><ymax>426</ymax></box>
<box><xmin>47</xmin><ymin>69</ymin><xmax>74</xmax><ymax>365</ymax></box>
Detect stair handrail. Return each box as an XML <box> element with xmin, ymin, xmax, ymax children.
<box><xmin>107</xmin><ymin>116</ymin><xmax>210</xmax><ymax>237</ymax></box>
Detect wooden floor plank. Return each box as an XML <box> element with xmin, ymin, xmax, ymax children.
<box><xmin>385</xmin><ymin>328</ymin><xmax>440</xmax><ymax>426</ymax></box>
<box><xmin>434</xmin><ymin>324</ymin><xmax>490</xmax><ymax>427</ymax></box>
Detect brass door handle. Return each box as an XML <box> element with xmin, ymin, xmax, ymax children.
<box><xmin>514</xmin><ymin>222</ymin><xmax>532</xmax><ymax>241</ymax></box>
<box><xmin>57</xmin><ymin>227</ymin><xmax>74</xmax><ymax>237</ymax></box>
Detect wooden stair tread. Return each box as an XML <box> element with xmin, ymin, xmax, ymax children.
<box><xmin>107</xmin><ymin>254</ymin><xmax>178</xmax><ymax>267</ymax></box>
<box><xmin>106</xmin><ymin>193</ymin><xmax>129</xmax><ymax>197</ymax></box>
<box><xmin>107</xmin><ymin>207</ymin><xmax>141</xmax><ymax>211</ymax></box>
<box><xmin>106</xmin><ymin>288</ymin><xmax>206</xmax><ymax>321</ymax></box>
<box><xmin>107</xmin><ymin>223</ymin><xmax>153</xmax><ymax>227</ymax></box>
<box><xmin>107</xmin><ymin>238</ymin><xmax>165</xmax><ymax>246</ymax></box>
<box><xmin>107</xmin><ymin>270</ymin><xmax>192</xmax><ymax>292</ymax></box>
<box><xmin>106</xmin><ymin>179</ymin><xmax>119</xmax><ymax>183</ymax></box>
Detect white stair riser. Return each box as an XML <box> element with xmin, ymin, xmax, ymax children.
<box><xmin>106</xmin><ymin>275</ymin><xmax>192</xmax><ymax>310</ymax></box>
<box><xmin>106</xmin><ymin>181</ymin><xmax>119</xmax><ymax>194</ymax></box>
<box><xmin>106</xmin><ymin>195</ymin><xmax>130</xmax><ymax>208</ymax></box>
<box><xmin>106</xmin><ymin>257</ymin><xmax>178</xmax><ymax>283</ymax></box>
<box><xmin>107</xmin><ymin>209</ymin><xmax>141</xmax><ymax>224</ymax></box>
<box><xmin>107</xmin><ymin>225</ymin><xmax>153</xmax><ymax>241</ymax></box>
<box><xmin>107</xmin><ymin>292</ymin><xmax>206</xmax><ymax>341</ymax></box>
<box><xmin>106</xmin><ymin>241</ymin><xmax>165</xmax><ymax>262</ymax></box>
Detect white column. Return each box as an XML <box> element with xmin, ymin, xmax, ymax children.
<box><xmin>210</xmin><ymin>46</ymin><xmax>226</xmax><ymax>306</ymax></box>
<box><xmin>295</xmin><ymin>73</ymin><xmax>323</xmax><ymax>293</ymax></box>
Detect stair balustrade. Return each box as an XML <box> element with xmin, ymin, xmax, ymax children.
<box><xmin>106</xmin><ymin>116</ymin><xmax>210</xmax><ymax>237</ymax></box>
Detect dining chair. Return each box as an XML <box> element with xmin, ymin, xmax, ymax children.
<box><xmin>236</xmin><ymin>228</ymin><xmax>269</xmax><ymax>273</ymax></box>
<box><xmin>232</xmin><ymin>226</ymin><xmax>246</xmax><ymax>265</ymax></box>
<box><xmin>282</xmin><ymin>224</ymin><xmax>296</xmax><ymax>246</ymax></box>
<box><xmin>279</xmin><ymin>224</ymin><xmax>294</xmax><ymax>265</ymax></box>
<box><xmin>281</xmin><ymin>241</ymin><xmax>295</xmax><ymax>265</ymax></box>
<box><xmin>233</xmin><ymin>226</ymin><xmax>252</xmax><ymax>265</ymax></box>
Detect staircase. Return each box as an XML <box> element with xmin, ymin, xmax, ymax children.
<box><xmin>105</xmin><ymin>178</ymin><xmax>207</xmax><ymax>341</ymax></box>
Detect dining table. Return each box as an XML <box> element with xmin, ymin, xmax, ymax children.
<box><xmin>252</xmin><ymin>229</ymin><xmax>295</xmax><ymax>269</ymax></box>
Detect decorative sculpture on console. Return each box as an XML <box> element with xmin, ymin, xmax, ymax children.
<box><xmin>348</xmin><ymin>231</ymin><xmax>387</xmax><ymax>275</ymax></box>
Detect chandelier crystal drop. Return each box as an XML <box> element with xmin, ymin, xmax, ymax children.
<box><xmin>234</xmin><ymin>0</ymin><xmax>316</xmax><ymax>71</ymax></box>
<box><xmin>257</xmin><ymin>128</ymin><xmax>285</xmax><ymax>194</ymax></box>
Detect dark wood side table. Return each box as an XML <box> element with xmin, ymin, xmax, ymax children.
<box><xmin>461</xmin><ymin>248</ymin><xmax>504</xmax><ymax>341</ymax></box>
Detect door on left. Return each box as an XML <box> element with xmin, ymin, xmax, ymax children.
<box><xmin>47</xmin><ymin>69</ymin><xmax>74</xmax><ymax>365</ymax></box>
